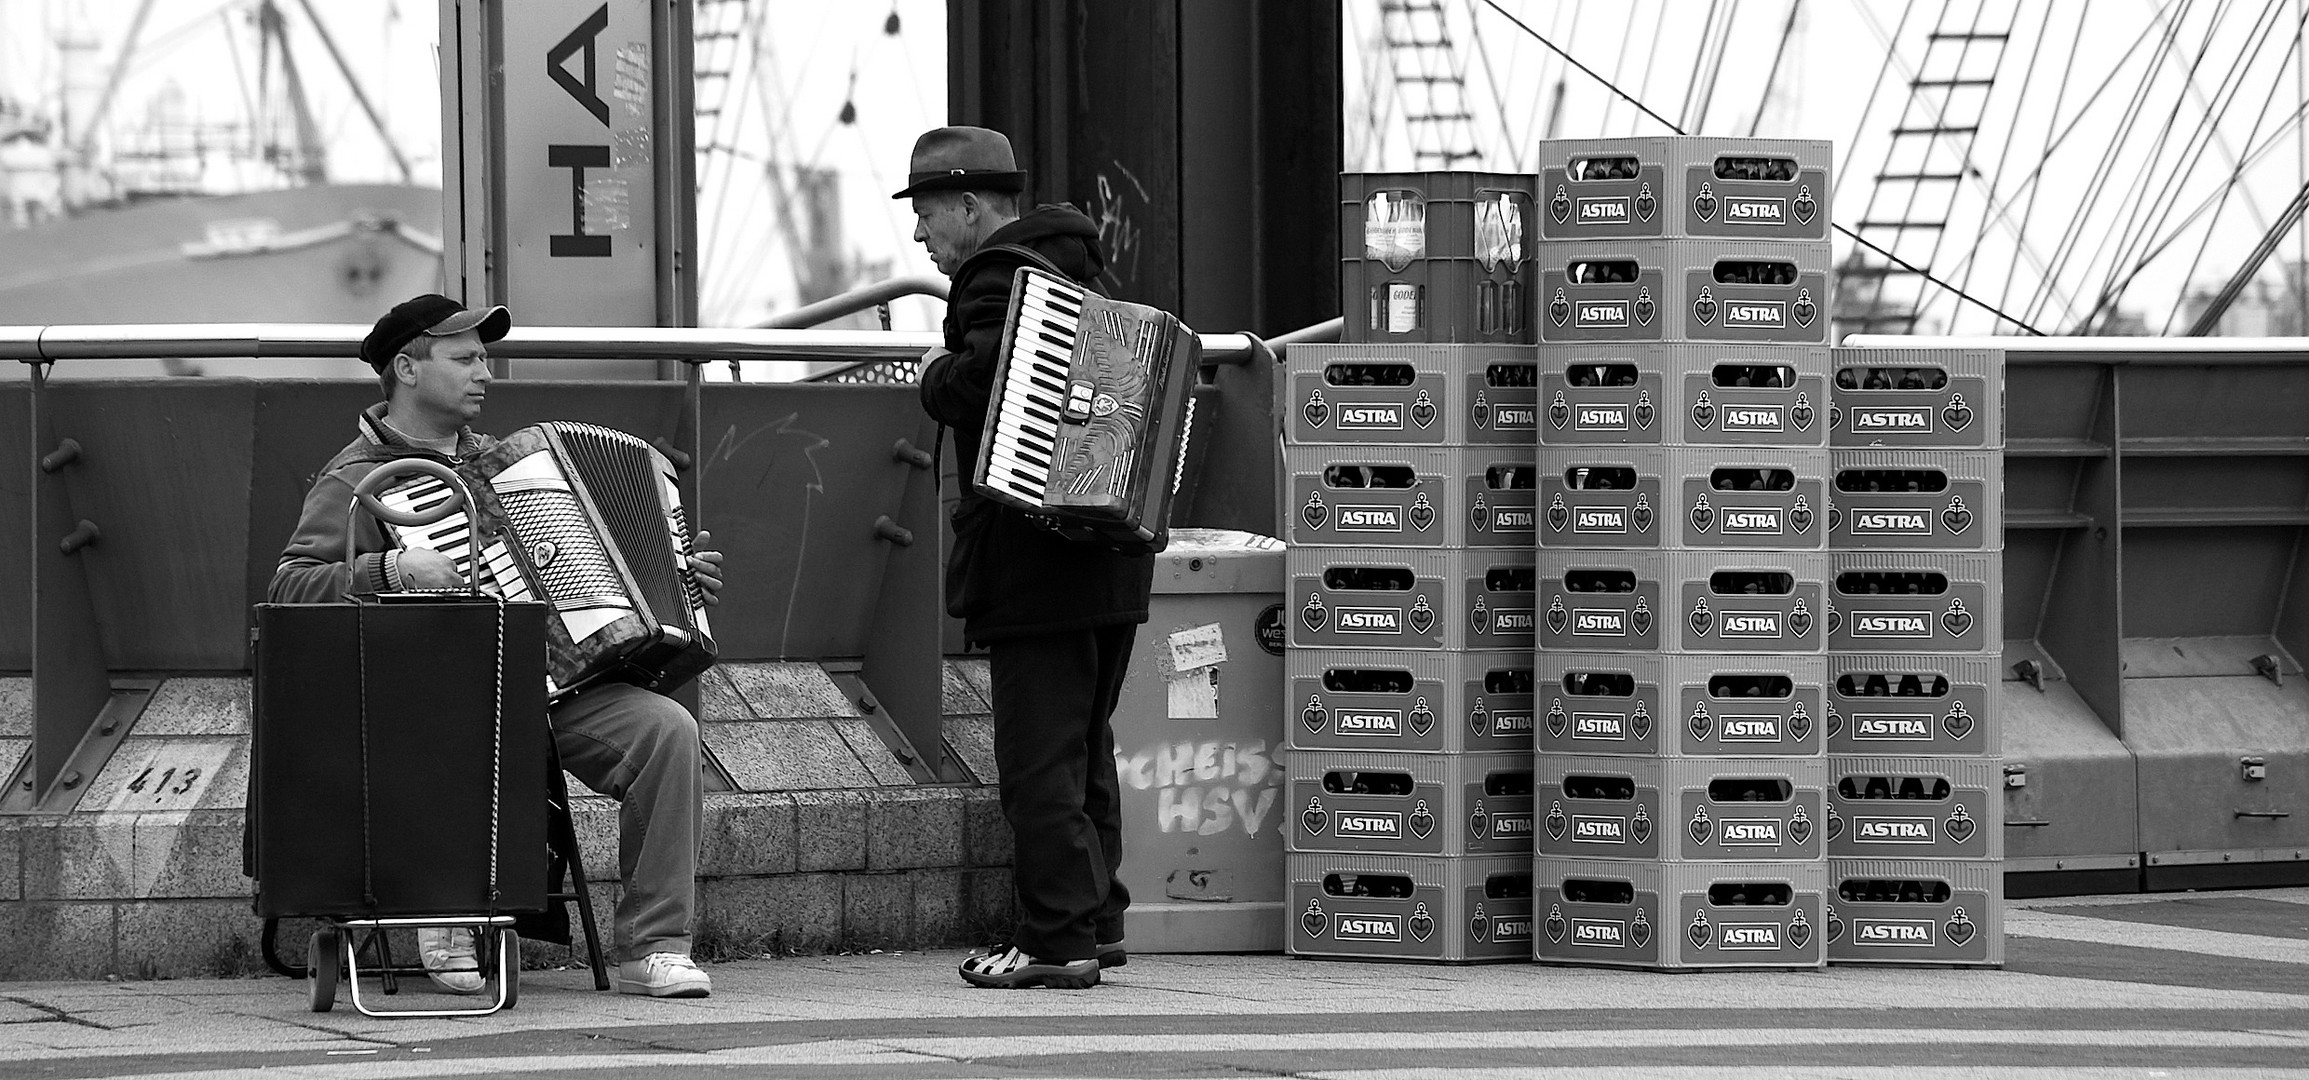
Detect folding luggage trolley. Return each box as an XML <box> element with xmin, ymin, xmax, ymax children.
<box><xmin>251</xmin><ymin>458</ymin><xmax>555</xmax><ymax>1017</ymax></box>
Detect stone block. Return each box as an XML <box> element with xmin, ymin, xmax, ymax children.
<box><xmin>960</xmin><ymin>785</ymin><xmax>1013</xmax><ymax>867</ymax></box>
<box><xmin>135</xmin><ymin>809</ymin><xmax>249</xmax><ymax>899</ymax></box>
<box><xmin>941</xmin><ymin>660</ymin><xmax>991</xmax><ymax>716</ymax></box>
<box><xmin>565</xmin><ymin>795</ymin><xmax>621</xmax><ymax>886</ymax></box>
<box><xmin>0</xmin><ymin>901</ymin><xmax>116</xmax><ymax>980</ymax></box>
<box><xmin>20</xmin><ymin>814</ymin><xmax>133</xmax><ymax>900</ymax></box>
<box><xmin>841</xmin><ymin>870</ymin><xmax>912</xmax><ymax>950</ymax></box>
<box><xmin>135</xmin><ymin>678</ymin><xmax>251</xmax><ymax>736</ymax></box>
<box><xmin>866</xmin><ymin>786</ymin><xmax>962</xmax><ymax>871</ymax></box>
<box><xmin>0</xmin><ymin>818</ymin><xmax>17</xmax><ymax>902</ymax></box>
<box><xmin>0</xmin><ymin>738</ymin><xmax>25</xmax><ymax>797</ymax></box>
<box><xmin>944</xmin><ymin>716</ymin><xmax>999</xmax><ymax>785</ymax></box>
<box><xmin>831</xmin><ymin>718</ymin><xmax>915</xmax><ymax>786</ymax></box>
<box><xmin>0</xmin><ymin>678</ymin><xmax>29</xmax><ymax>737</ymax></box>
<box><xmin>694</xmin><ymin>666</ymin><xmax>752</xmax><ymax>721</ymax></box>
<box><xmin>790</xmin><ymin>789</ymin><xmax>866</xmax><ymax>872</ymax></box>
<box><xmin>909</xmin><ymin>867</ymin><xmax>964</xmax><ymax>946</ymax></box>
<box><xmin>703</xmin><ymin>720</ymin><xmax>876</xmax><ymax>792</ymax></box>
<box><xmin>115</xmin><ymin>898</ymin><xmax>271</xmax><ymax>978</ymax></box>
<box><xmin>700</xmin><ymin>793</ymin><xmax>796</xmax><ymax>876</ymax></box>
<box><xmin>722</xmin><ymin>663</ymin><xmax>860</xmax><ymax>719</ymax></box>
<box><xmin>700</xmin><ymin>872</ymin><xmax>842</xmax><ymax>956</ymax></box>
<box><xmin>83</xmin><ymin>736</ymin><xmax>246</xmax><ymax>815</ymax></box>
<box><xmin>962</xmin><ymin>868</ymin><xmax>1016</xmax><ymax>941</ymax></box>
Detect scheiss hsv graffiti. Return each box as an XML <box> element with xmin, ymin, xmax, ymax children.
<box><xmin>1116</xmin><ymin>739</ymin><xmax>1283</xmax><ymax>838</ymax></box>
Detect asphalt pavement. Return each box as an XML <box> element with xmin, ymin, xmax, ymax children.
<box><xmin>0</xmin><ymin>888</ymin><xmax>2304</xmax><ymax>1079</ymax></box>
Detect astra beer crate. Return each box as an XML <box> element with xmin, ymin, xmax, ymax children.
<box><xmin>1673</xmin><ymin>551</ymin><xmax>1831</xmax><ymax>655</ymax></box>
<box><xmin>1539</xmin><ymin>241</ymin><xmax>1832</xmax><ymax>346</ymax></box>
<box><xmin>1289</xmin><ymin>854</ymin><xmax>1534</xmax><ymax>963</ymax></box>
<box><xmin>1536</xmin><ymin>447</ymin><xmax>1669</xmax><ymax>549</ymax></box>
<box><xmin>1826</xmin><ymin>858</ymin><xmax>2004</xmax><ymax>966</ymax></box>
<box><xmin>1342</xmin><ymin>172</ymin><xmax>1536</xmax><ymax>344</ymax></box>
<box><xmin>1533</xmin><ymin>858</ymin><xmax>1828</xmax><ymax>970</ymax></box>
<box><xmin>1289</xmin><ymin>344</ymin><xmax>1535</xmax><ymax>446</ymax></box>
<box><xmin>1287</xmin><ymin>547</ymin><xmax>1537</xmax><ymax>652</ymax></box>
<box><xmin>1533</xmin><ymin>551</ymin><xmax>1836</xmax><ymax>652</ymax></box>
<box><xmin>1288</xmin><ymin>750</ymin><xmax>1534</xmax><ymax>857</ymax></box>
<box><xmin>1287</xmin><ymin>446</ymin><xmax>1538</xmax><ymax>550</ymax></box>
<box><xmin>1536</xmin><ymin>550</ymin><xmax>1668</xmax><ymax>653</ymax></box>
<box><xmin>1670</xmin><ymin>447</ymin><xmax>1829</xmax><ymax>551</ymax></box>
<box><xmin>1534</xmin><ymin>652</ymin><xmax>1828</xmax><ymax>758</ymax></box>
<box><xmin>1826</xmin><ymin>654</ymin><xmax>2001</xmax><ymax>758</ymax></box>
<box><xmin>1827</xmin><ymin>451</ymin><xmax>2002</xmax><ymax>552</ymax></box>
<box><xmin>1539</xmin><ymin>345</ymin><xmax>1833</xmax><ymax>447</ymax></box>
<box><xmin>1288</xmin><ymin>649</ymin><xmax>1535</xmax><ymax>754</ymax></box>
<box><xmin>1534</xmin><ymin>754</ymin><xmax>1827</xmax><ymax>862</ymax></box>
<box><xmin>1826</xmin><ymin>755</ymin><xmax>2002</xmax><ymax>860</ymax></box>
<box><xmin>1826</xmin><ymin>553</ymin><xmax>2001</xmax><ymax>655</ymax></box>
<box><xmin>1828</xmin><ymin>347</ymin><xmax>2004</xmax><ymax>449</ymax></box>
<box><xmin>1537</xmin><ymin>137</ymin><xmax>1834</xmax><ymax>242</ymax></box>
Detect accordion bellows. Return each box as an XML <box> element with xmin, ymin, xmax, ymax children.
<box><xmin>376</xmin><ymin>421</ymin><xmax>717</xmax><ymax>696</ymax></box>
<box><xmin>974</xmin><ymin>265</ymin><xmax>1200</xmax><ymax>550</ymax></box>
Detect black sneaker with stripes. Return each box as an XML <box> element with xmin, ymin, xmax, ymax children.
<box><xmin>959</xmin><ymin>945</ymin><xmax>1100</xmax><ymax>989</ymax></box>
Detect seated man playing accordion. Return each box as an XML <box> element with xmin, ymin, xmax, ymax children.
<box><xmin>269</xmin><ymin>294</ymin><xmax>721</xmax><ymax>999</ymax></box>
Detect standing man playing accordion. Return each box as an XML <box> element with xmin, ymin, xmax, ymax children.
<box><xmin>269</xmin><ymin>295</ymin><xmax>720</xmax><ymax>999</ymax></box>
<box><xmin>902</xmin><ymin>126</ymin><xmax>1154</xmax><ymax>989</ymax></box>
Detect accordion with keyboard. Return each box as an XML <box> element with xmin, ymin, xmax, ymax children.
<box><xmin>374</xmin><ymin>422</ymin><xmax>717</xmax><ymax>698</ymax></box>
<box><xmin>975</xmin><ymin>264</ymin><xmax>1200</xmax><ymax>551</ymax></box>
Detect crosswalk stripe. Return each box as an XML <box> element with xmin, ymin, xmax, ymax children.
<box><xmin>83</xmin><ymin>1027</ymin><xmax>2309</xmax><ymax>1080</ymax></box>
<box><xmin>2005</xmin><ymin>908</ymin><xmax>2309</xmax><ymax>964</ymax></box>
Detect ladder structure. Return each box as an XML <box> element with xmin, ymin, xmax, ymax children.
<box><xmin>691</xmin><ymin>0</ymin><xmax>747</xmax><ymax>170</ymax></box>
<box><xmin>1379</xmin><ymin>0</ymin><xmax>1482</xmax><ymax>169</ymax></box>
<box><xmin>1836</xmin><ymin>13</ymin><xmax>2012</xmax><ymax>337</ymax></box>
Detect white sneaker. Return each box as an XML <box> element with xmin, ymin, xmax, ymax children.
<box><xmin>618</xmin><ymin>952</ymin><xmax>711</xmax><ymax>998</ymax></box>
<box><xmin>416</xmin><ymin>927</ymin><xmax>484</xmax><ymax>995</ymax></box>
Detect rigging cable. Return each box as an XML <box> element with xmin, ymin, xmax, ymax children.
<box><xmin>1987</xmin><ymin>0</ymin><xmax>2169</xmax><ymax>326</ymax></box>
<box><xmin>1678</xmin><ymin>0</ymin><xmax>1725</xmax><ymax>132</ymax></box>
<box><xmin>1474</xmin><ymin>0</ymin><xmax>2045</xmax><ymax>334</ymax></box>
<box><xmin>1596</xmin><ymin>0</ymin><xmax>1642</xmax><ymax>138</ymax></box>
<box><xmin>1748</xmin><ymin>0</ymin><xmax>1804</xmax><ymax>137</ymax></box>
<box><xmin>1897</xmin><ymin>0</ymin><xmax>2011</xmax><ymax>332</ymax></box>
<box><xmin>2102</xmin><ymin>0</ymin><xmax>2289</xmax><ymax>331</ymax></box>
<box><xmin>1837</xmin><ymin>0</ymin><xmax>1920</xmax><ymax>205</ymax></box>
<box><xmin>2023</xmin><ymin>0</ymin><xmax>2196</xmax><ymax>329</ymax></box>
<box><xmin>2152</xmin><ymin>8</ymin><xmax>2308</xmax><ymax>331</ymax></box>
<box><xmin>2078</xmin><ymin>0</ymin><xmax>2262</xmax><ymax>330</ymax></box>
<box><xmin>1463</xmin><ymin>0</ymin><xmax>1525</xmax><ymax>165</ymax></box>
<box><xmin>1947</xmin><ymin>0</ymin><xmax>2058</xmax><ymax>333</ymax></box>
<box><xmin>1838</xmin><ymin>0</ymin><xmax>1924</xmax><ymax>325</ymax></box>
<box><xmin>1691</xmin><ymin>0</ymin><xmax>1740</xmax><ymax>132</ymax></box>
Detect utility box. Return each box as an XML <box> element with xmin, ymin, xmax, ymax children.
<box><xmin>1110</xmin><ymin>530</ymin><xmax>1289</xmax><ymax>953</ymax></box>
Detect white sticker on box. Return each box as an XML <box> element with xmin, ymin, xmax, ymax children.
<box><xmin>1167</xmin><ymin>670</ymin><xmax>1220</xmax><ymax>719</ymax></box>
<box><xmin>1169</xmin><ymin>623</ymin><xmax>1229</xmax><ymax>671</ymax></box>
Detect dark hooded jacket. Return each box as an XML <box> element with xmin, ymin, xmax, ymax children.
<box><xmin>920</xmin><ymin>203</ymin><xmax>1155</xmax><ymax>643</ymax></box>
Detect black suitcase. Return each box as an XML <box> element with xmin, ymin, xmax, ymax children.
<box><xmin>250</xmin><ymin>597</ymin><xmax>550</xmax><ymax>919</ymax></box>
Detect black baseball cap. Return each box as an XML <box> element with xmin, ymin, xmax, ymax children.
<box><xmin>361</xmin><ymin>294</ymin><xmax>512</xmax><ymax>372</ymax></box>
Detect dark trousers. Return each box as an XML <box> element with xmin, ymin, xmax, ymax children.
<box><xmin>988</xmin><ymin>625</ymin><xmax>1136</xmax><ymax>960</ymax></box>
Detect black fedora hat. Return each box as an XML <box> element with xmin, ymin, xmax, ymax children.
<box><xmin>891</xmin><ymin>126</ymin><xmax>1027</xmax><ymax>199</ymax></box>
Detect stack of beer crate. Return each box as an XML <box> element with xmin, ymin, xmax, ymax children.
<box><xmin>1529</xmin><ymin>137</ymin><xmax>1836</xmax><ymax>970</ymax></box>
<box><xmin>1822</xmin><ymin>343</ymin><xmax>2006</xmax><ymax>966</ymax></box>
<box><xmin>1282</xmin><ymin>172</ymin><xmax>1542</xmax><ymax>962</ymax></box>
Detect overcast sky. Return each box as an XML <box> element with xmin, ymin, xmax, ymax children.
<box><xmin>8</xmin><ymin>1</ymin><xmax>2305</xmax><ymax>336</ymax></box>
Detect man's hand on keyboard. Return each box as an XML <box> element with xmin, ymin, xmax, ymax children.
<box><xmin>689</xmin><ymin>530</ymin><xmax>724</xmax><ymax>605</ymax></box>
<box><xmin>395</xmin><ymin>547</ymin><xmax>462</xmax><ymax>590</ymax></box>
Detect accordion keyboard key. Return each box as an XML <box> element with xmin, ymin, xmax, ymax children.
<box><xmin>376</xmin><ymin>475</ymin><xmax>535</xmax><ymax>602</ymax></box>
<box><xmin>986</xmin><ymin>274</ymin><xmax>1093</xmax><ymax>505</ymax></box>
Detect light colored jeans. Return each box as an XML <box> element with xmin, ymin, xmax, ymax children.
<box><xmin>550</xmin><ymin>683</ymin><xmax>701</xmax><ymax>961</ymax></box>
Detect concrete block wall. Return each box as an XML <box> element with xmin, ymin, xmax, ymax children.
<box><xmin>0</xmin><ymin>661</ymin><xmax>1015</xmax><ymax>980</ymax></box>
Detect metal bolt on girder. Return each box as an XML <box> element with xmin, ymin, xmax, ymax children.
<box><xmin>59</xmin><ymin>520</ymin><xmax>100</xmax><ymax>555</ymax></box>
<box><xmin>873</xmin><ymin>516</ymin><xmax>914</xmax><ymax>546</ymax></box>
<box><xmin>40</xmin><ymin>438</ymin><xmax>82</xmax><ymax>472</ymax></box>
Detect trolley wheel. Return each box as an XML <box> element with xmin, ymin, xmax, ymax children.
<box><xmin>306</xmin><ymin>929</ymin><xmax>340</xmax><ymax>1012</ymax></box>
<box><xmin>497</xmin><ymin>929</ymin><xmax>521</xmax><ymax>1010</ymax></box>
